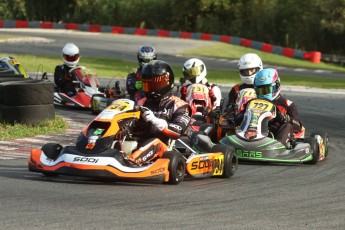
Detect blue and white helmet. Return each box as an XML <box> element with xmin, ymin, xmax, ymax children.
<box><xmin>137</xmin><ymin>45</ymin><xmax>157</xmax><ymax>67</ymax></box>
<box><xmin>254</xmin><ymin>68</ymin><xmax>281</xmax><ymax>101</ymax></box>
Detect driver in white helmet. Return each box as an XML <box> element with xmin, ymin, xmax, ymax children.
<box><xmin>226</xmin><ymin>53</ymin><xmax>263</xmax><ymax>114</ymax></box>
<box><xmin>180</xmin><ymin>58</ymin><xmax>222</xmax><ymax>109</ymax></box>
<box><xmin>54</xmin><ymin>43</ymin><xmax>80</xmax><ymax>96</ymax></box>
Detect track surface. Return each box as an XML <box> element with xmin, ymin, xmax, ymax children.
<box><xmin>0</xmin><ymin>29</ymin><xmax>345</xmax><ymax>229</ymax></box>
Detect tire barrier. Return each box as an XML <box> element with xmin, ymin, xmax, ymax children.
<box><xmin>0</xmin><ymin>77</ymin><xmax>55</xmax><ymax>125</ymax></box>
<box><xmin>0</xmin><ymin>19</ymin><xmax>321</xmax><ymax>63</ymax></box>
<box><xmin>0</xmin><ymin>80</ymin><xmax>54</xmax><ymax>106</ymax></box>
<box><xmin>0</xmin><ymin>104</ymin><xmax>54</xmax><ymax>125</ymax></box>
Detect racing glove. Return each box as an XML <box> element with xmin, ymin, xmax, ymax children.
<box><xmin>277</xmin><ymin>111</ymin><xmax>290</xmax><ymax>123</ymax></box>
<box><xmin>209</xmin><ymin>88</ymin><xmax>217</xmax><ymax>103</ymax></box>
<box><xmin>180</xmin><ymin>86</ymin><xmax>187</xmax><ymax>98</ymax></box>
<box><xmin>142</xmin><ymin>110</ymin><xmax>168</xmax><ymax>131</ymax></box>
<box><xmin>135</xmin><ymin>80</ymin><xmax>143</xmax><ymax>90</ymax></box>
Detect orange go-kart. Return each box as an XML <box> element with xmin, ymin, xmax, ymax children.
<box><xmin>28</xmin><ymin>99</ymin><xmax>238</xmax><ymax>184</ymax></box>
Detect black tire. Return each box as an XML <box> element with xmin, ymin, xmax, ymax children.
<box><xmin>304</xmin><ymin>137</ymin><xmax>319</xmax><ymax>165</ymax></box>
<box><xmin>0</xmin><ymin>80</ymin><xmax>54</xmax><ymax>106</ymax></box>
<box><xmin>0</xmin><ymin>104</ymin><xmax>55</xmax><ymax>125</ymax></box>
<box><xmin>211</xmin><ymin>144</ymin><xmax>238</xmax><ymax>178</ymax></box>
<box><xmin>162</xmin><ymin>151</ymin><xmax>186</xmax><ymax>185</ymax></box>
<box><xmin>41</xmin><ymin>143</ymin><xmax>63</xmax><ymax>160</ymax></box>
<box><xmin>310</xmin><ymin>132</ymin><xmax>329</xmax><ymax>158</ymax></box>
<box><xmin>0</xmin><ymin>76</ymin><xmax>27</xmax><ymax>83</ymax></box>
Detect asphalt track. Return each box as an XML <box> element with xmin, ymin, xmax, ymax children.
<box><xmin>0</xmin><ymin>29</ymin><xmax>345</xmax><ymax>230</ymax></box>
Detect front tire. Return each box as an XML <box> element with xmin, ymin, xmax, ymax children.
<box><xmin>162</xmin><ymin>151</ymin><xmax>186</xmax><ymax>185</ymax></box>
<box><xmin>304</xmin><ymin>137</ymin><xmax>319</xmax><ymax>165</ymax></box>
<box><xmin>311</xmin><ymin>132</ymin><xmax>329</xmax><ymax>158</ymax></box>
<box><xmin>211</xmin><ymin>144</ymin><xmax>238</xmax><ymax>178</ymax></box>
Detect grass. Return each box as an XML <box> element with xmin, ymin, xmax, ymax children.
<box><xmin>178</xmin><ymin>42</ymin><xmax>345</xmax><ymax>73</ymax></box>
<box><xmin>2</xmin><ymin>52</ymin><xmax>345</xmax><ymax>89</ymax></box>
<box><xmin>0</xmin><ymin>116</ymin><xmax>68</xmax><ymax>141</ymax></box>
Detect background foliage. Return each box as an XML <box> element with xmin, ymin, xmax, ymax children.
<box><xmin>1</xmin><ymin>0</ymin><xmax>344</xmax><ymax>55</ymax></box>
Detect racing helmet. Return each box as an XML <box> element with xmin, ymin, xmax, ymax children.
<box><xmin>182</xmin><ymin>58</ymin><xmax>207</xmax><ymax>84</ymax></box>
<box><xmin>0</xmin><ymin>56</ymin><xmax>28</xmax><ymax>78</ymax></box>
<box><xmin>238</xmin><ymin>53</ymin><xmax>263</xmax><ymax>85</ymax></box>
<box><xmin>141</xmin><ymin>60</ymin><xmax>174</xmax><ymax>100</ymax></box>
<box><xmin>137</xmin><ymin>45</ymin><xmax>157</xmax><ymax>68</ymax></box>
<box><xmin>62</xmin><ymin>43</ymin><xmax>80</xmax><ymax>68</ymax></box>
<box><xmin>254</xmin><ymin>68</ymin><xmax>281</xmax><ymax>101</ymax></box>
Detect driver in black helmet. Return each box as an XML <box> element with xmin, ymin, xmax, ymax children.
<box><xmin>126</xmin><ymin>45</ymin><xmax>157</xmax><ymax>103</ymax></box>
<box><xmin>127</xmin><ymin>60</ymin><xmax>191</xmax><ymax>165</ymax></box>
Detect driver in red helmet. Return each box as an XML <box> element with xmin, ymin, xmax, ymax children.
<box><xmin>127</xmin><ymin>60</ymin><xmax>191</xmax><ymax>165</ymax></box>
<box><xmin>54</xmin><ymin>43</ymin><xmax>80</xmax><ymax>96</ymax></box>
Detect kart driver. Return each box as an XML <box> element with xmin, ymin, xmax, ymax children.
<box><xmin>180</xmin><ymin>58</ymin><xmax>222</xmax><ymax>109</ymax></box>
<box><xmin>127</xmin><ymin>60</ymin><xmax>191</xmax><ymax>165</ymax></box>
<box><xmin>235</xmin><ymin>68</ymin><xmax>303</xmax><ymax>148</ymax></box>
<box><xmin>226</xmin><ymin>53</ymin><xmax>263</xmax><ymax>115</ymax></box>
<box><xmin>54</xmin><ymin>43</ymin><xmax>80</xmax><ymax>96</ymax></box>
<box><xmin>126</xmin><ymin>45</ymin><xmax>157</xmax><ymax>103</ymax></box>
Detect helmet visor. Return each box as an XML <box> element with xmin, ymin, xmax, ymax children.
<box><xmin>255</xmin><ymin>84</ymin><xmax>274</xmax><ymax>96</ymax></box>
<box><xmin>240</xmin><ymin>67</ymin><xmax>260</xmax><ymax>76</ymax></box>
<box><xmin>183</xmin><ymin>65</ymin><xmax>204</xmax><ymax>80</ymax></box>
<box><xmin>63</xmin><ymin>54</ymin><xmax>79</xmax><ymax>62</ymax></box>
<box><xmin>142</xmin><ymin>73</ymin><xmax>170</xmax><ymax>93</ymax></box>
<box><xmin>141</xmin><ymin>57</ymin><xmax>154</xmax><ymax>63</ymax></box>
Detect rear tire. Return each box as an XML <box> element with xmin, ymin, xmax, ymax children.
<box><xmin>162</xmin><ymin>151</ymin><xmax>186</xmax><ymax>185</ymax></box>
<box><xmin>304</xmin><ymin>137</ymin><xmax>319</xmax><ymax>165</ymax></box>
<box><xmin>0</xmin><ymin>104</ymin><xmax>54</xmax><ymax>125</ymax></box>
<box><xmin>211</xmin><ymin>144</ymin><xmax>238</xmax><ymax>178</ymax></box>
<box><xmin>0</xmin><ymin>80</ymin><xmax>54</xmax><ymax>106</ymax></box>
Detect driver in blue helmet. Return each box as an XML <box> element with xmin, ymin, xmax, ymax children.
<box><xmin>235</xmin><ymin>68</ymin><xmax>303</xmax><ymax>148</ymax></box>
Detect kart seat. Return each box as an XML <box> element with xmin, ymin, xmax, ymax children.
<box><xmin>190</xmin><ymin>131</ymin><xmax>213</xmax><ymax>153</ymax></box>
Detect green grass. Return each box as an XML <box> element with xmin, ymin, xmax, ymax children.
<box><xmin>0</xmin><ymin>116</ymin><xmax>67</xmax><ymax>141</ymax></box>
<box><xmin>3</xmin><ymin>52</ymin><xmax>345</xmax><ymax>89</ymax></box>
<box><xmin>178</xmin><ymin>42</ymin><xmax>345</xmax><ymax>73</ymax></box>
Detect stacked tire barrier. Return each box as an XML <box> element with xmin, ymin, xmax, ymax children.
<box><xmin>0</xmin><ymin>75</ymin><xmax>55</xmax><ymax>125</ymax></box>
<box><xmin>0</xmin><ymin>19</ymin><xmax>321</xmax><ymax>63</ymax></box>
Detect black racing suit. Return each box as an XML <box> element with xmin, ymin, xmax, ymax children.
<box><xmin>268</xmin><ymin>95</ymin><xmax>303</xmax><ymax>144</ymax></box>
<box><xmin>128</xmin><ymin>94</ymin><xmax>191</xmax><ymax>165</ymax></box>
<box><xmin>235</xmin><ymin>94</ymin><xmax>302</xmax><ymax>145</ymax></box>
<box><xmin>126</xmin><ymin>67</ymin><xmax>145</xmax><ymax>102</ymax></box>
<box><xmin>54</xmin><ymin>64</ymin><xmax>76</xmax><ymax>96</ymax></box>
<box><xmin>137</xmin><ymin>94</ymin><xmax>191</xmax><ymax>144</ymax></box>
<box><xmin>226</xmin><ymin>83</ymin><xmax>254</xmax><ymax>113</ymax></box>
